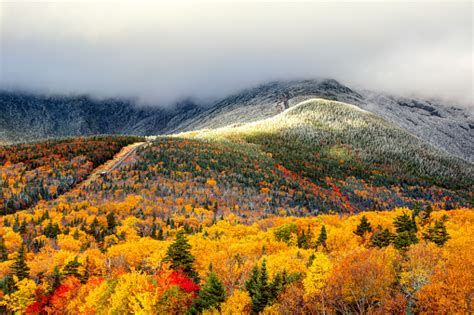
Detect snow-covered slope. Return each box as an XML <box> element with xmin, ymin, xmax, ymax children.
<box><xmin>173</xmin><ymin>79</ymin><xmax>473</xmax><ymax>162</ymax></box>
<box><xmin>181</xmin><ymin>98</ymin><xmax>474</xmax><ymax>190</ymax></box>
<box><xmin>1</xmin><ymin>79</ymin><xmax>472</xmax><ymax>162</ymax></box>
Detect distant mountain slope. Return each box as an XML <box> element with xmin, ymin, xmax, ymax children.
<box><xmin>182</xmin><ymin>98</ymin><xmax>473</xmax><ymax>192</ymax></box>
<box><xmin>173</xmin><ymin>80</ymin><xmax>473</xmax><ymax>163</ymax></box>
<box><xmin>1</xmin><ymin>79</ymin><xmax>472</xmax><ymax>162</ymax></box>
<box><xmin>0</xmin><ymin>92</ymin><xmax>201</xmax><ymax>142</ymax></box>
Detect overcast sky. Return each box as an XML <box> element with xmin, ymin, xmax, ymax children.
<box><xmin>0</xmin><ymin>1</ymin><xmax>472</xmax><ymax>107</ymax></box>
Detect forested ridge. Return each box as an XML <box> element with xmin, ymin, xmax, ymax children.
<box><xmin>0</xmin><ymin>134</ymin><xmax>472</xmax><ymax>313</ymax></box>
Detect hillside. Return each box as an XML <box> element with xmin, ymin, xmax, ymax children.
<box><xmin>0</xmin><ymin>93</ymin><xmax>472</xmax><ymax>315</ymax></box>
<box><xmin>1</xmin><ymin>79</ymin><xmax>472</xmax><ymax>162</ymax></box>
<box><xmin>0</xmin><ymin>136</ymin><xmax>142</xmax><ymax>214</ymax></box>
<box><xmin>0</xmin><ymin>92</ymin><xmax>201</xmax><ymax>143</ymax></box>
<box><xmin>182</xmin><ymin>99</ymin><xmax>473</xmax><ymax>192</ymax></box>
<box><xmin>0</xmin><ymin>133</ymin><xmax>472</xmax><ymax>313</ymax></box>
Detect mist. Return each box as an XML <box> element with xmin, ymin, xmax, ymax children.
<box><xmin>0</xmin><ymin>1</ymin><xmax>472</xmax><ymax>108</ymax></box>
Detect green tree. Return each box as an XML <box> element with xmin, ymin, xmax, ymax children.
<box><xmin>423</xmin><ymin>220</ymin><xmax>450</xmax><ymax>246</ymax></box>
<box><xmin>106</xmin><ymin>212</ymin><xmax>117</xmax><ymax>233</ymax></box>
<box><xmin>393</xmin><ymin>212</ymin><xmax>418</xmax><ymax>250</ymax></box>
<box><xmin>393</xmin><ymin>212</ymin><xmax>417</xmax><ymax>234</ymax></box>
<box><xmin>49</xmin><ymin>266</ymin><xmax>62</xmax><ymax>293</ymax></box>
<box><xmin>245</xmin><ymin>259</ymin><xmax>284</xmax><ymax>314</ymax></box>
<box><xmin>420</xmin><ymin>205</ymin><xmax>433</xmax><ymax>225</ymax></box>
<box><xmin>192</xmin><ymin>271</ymin><xmax>227</xmax><ymax>312</ymax></box>
<box><xmin>44</xmin><ymin>219</ymin><xmax>60</xmax><ymax>239</ymax></box>
<box><xmin>317</xmin><ymin>225</ymin><xmax>327</xmax><ymax>249</ymax></box>
<box><xmin>163</xmin><ymin>230</ymin><xmax>199</xmax><ymax>283</ymax></box>
<box><xmin>62</xmin><ymin>256</ymin><xmax>82</xmax><ymax>279</ymax></box>
<box><xmin>11</xmin><ymin>243</ymin><xmax>29</xmax><ymax>280</ymax></box>
<box><xmin>354</xmin><ymin>215</ymin><xmax>372</xmax><ymax>237</ymax></box>
<box><xmin>370</xmin><ymin>225</ymin><xmax>394</xmax><ymax>248</ymax></box>
<box><xmin>0</xmin><ymin>275</ymin><xmax>16</xmax><ymax>295</ymax></box>
<box><xmin>393</xmin><ymin>231</ymin><xmax>419</xmax><ymax>250</ymax></box>
<box><xmin>0</xmin><ymin>237</ymin><xmax>8</xmax><ymax>262</ymax></box>
<box><xmin>274</xmin><ymin>223</ymin><xmax>297</xmax><ymax>244</ymax></box>
<box><xmin>297</xmin><ymin>230</ymin><xmax>308</xmax><ymax>249</ymax></box>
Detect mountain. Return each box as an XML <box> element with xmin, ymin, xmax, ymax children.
<box><xmin>0</xmin><ymin>92</ymin><xmax>200</xmax><ymax>142</ymax></box>
<box><xmin>2</xmin><ymin>99</ymin><xmax>472</xmax><ymax>217</ymax></box>
<box><xmin>182</xmin><ymin>98</ymin><xmax>473</xmax><ymax>193</ymax></box>
<box><xmin>0</xmin><ymin>103</ymin><xmax>472</xmax><ymax>314</ymax></box>
<box><xmin>1</xmin><ymin>79</ymin><xmax>472</xmax><ymax>162</ymax></box>
<box><xmin>172</xmin><ymin>80</ymin><xmax>473</xmax><ymax>163</ymax></box>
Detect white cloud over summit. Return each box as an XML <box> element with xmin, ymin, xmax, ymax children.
<box><xmin>0</xmin><ymin>1</ymin><xmax>472</xmax><ymax>107</ymax></box>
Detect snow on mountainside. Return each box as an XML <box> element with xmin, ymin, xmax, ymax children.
<box><xmin>181</xmin><ymin>98</ymin><xmax>474</xmax><ymax>191</ymax></box>
<box><xmin>174</xmin><ymin>79</ymin><xmax>473</xmax><ymax>163</ymax></box>
<box><xmin>0</xmin><ymin>79</ymin><xmax>472</xmax><ymax>162</ymax></box>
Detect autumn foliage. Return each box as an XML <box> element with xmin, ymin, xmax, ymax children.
<box><xmin>0</xmin><ymin>136</ymin><xmax>472</xmax><ymax>313</ymax></box>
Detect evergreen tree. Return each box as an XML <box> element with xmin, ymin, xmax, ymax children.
<box><xmin>354</xmin><ymin>215</ymin><xmax>372</xmax><ymax>237</ymax></box>
<box><xmin>106</xmin><ymin>212</ymin><xmax>117</xmax><ymax>233</ymax></box>
<box><xmin>245</xmin><ymin>260</ymin><xmax>285</xmax><ymax>314</ymax></box>
<box><xmin>156</xmin><ymin>227</ymin><xmax>164</xmax><ymax>241</ymax></box>
<box><xmin>163</xmin><ymin>230</ymin><xmax>199</xmax><ymax>283</ymax></box>
<box><xmin>0</xmin><ymin>275</ymin><xmax>16</xmax><ymax>295</ymax></box>
<box><xmin>317</xmin><ymin>225</ymin><xmax>327</xmax><ymax>249</ymax></box>
<box><xmin>412</xmin><ymin>202</ymin><xmax>422</xmax><ymax>218</ymax></box>
<box><xmin>420</xmin><ymin>205</ymin><xmax>433</xmax><ymax>225</ymax></box>
<box><xmin>44</xmin><ymin>219</ymin><xmax>60</xmax><ymax>239</ymax></box>
<box><xmin>297</xmin><ymin>230</ymin><xmax>308</xmax><ymax>249</ymax></box>
<box><xmin>12</xmin><ymin>216</ymin><xmax>20</xmax><ymax>233</ymax></box>
<box><xmin>393</xmin><ymin>231</ymin><xmax>419</xmax><ymax>250</ymax></box>
<box><xmin>307</xmin><ymin>252</ymin><xmax>316</xmax><ymax>267</ymax></box>
<box><xmin>11</xmin><ymin>243</ymin><xmax>29</xmax><ymax>280</ymax></box>
<box><xmin>18</xmin><ymin>219</ymin><xmax>27</xmax><ymax>234</ymax></box>
<box><xmin>0</xmin><ymin>237</ymin><xmax>8</xmax><ymax>262</ymax></box>
<box><xmin>81</xmin><ymin>257</ymin><xmax>92</xmax><ymax>284</ymax></box>
<box><xmin>306</xmin><ymin>225</ymin><xmax>314</xmax><ymax>248</ymax></box>
<box><xmin>63</xmin><ymin>256</ymin><xmax>82</xmax><ymax>279</ymax></box>
<box><xmin>192</xmin><ymin>271</ymin><xmax>226</xmax><ymax>312</ymax></box>
<box><xmin>393</xmin><ymin>212</ymin><xmax>418</xmax><ymax>250</ymax></box>
<box><xmin>393</xmin><ymin>212</ymin><xmax>417</xmax><ymax>234</ymax></box>
<box><xmin>423</xmin><ymin>220</ymin><xmax>450</xmax><ymax>246</ymax></box>
<box><xmin>49</xmin><ymin>266</ymin><xmax>62</xmax><ymax>293</ymax></box>
<box><xmin>269</xmin><ymin>272</ymin><xmax>283</xmax><ymax>303</ymax></box>
<box><xmin>256</xmin><ymin>260</ymin><xmax>270</xmax><ymax>310</ymax></box>
<box><xmin>370</xmin><ymin>226</ymin><xmax>394</xmax><ymax>248</ymax></box>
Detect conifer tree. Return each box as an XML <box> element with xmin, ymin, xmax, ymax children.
<box><xmin>370</xmin><ymin>225</ymin><xmax>394</xmax><ymax>248</ymax></box>
<box><xmin>18</xmin><ymin>219</ymin><xmax>27</xmax><ymax>234</ymax></box>
<box><xmin>12</xmin><ymin>216</ymin><xmax>20</xmax><ymax>233</ymax></box>
<box><xmin>394</xmin><ymin>212</ymin><xmax>417</xmax><ymax>234</ymax></box>
<box><xmin>106</xmin><ymin>212</ymin><xmax>117</xmax><ymax>233</ymax></box>
<box><xmin>192</xmin><ymin>271</ymin><xmax>226</xmax><ymax>312</ymax></box>
<box><xmin>420</xmin><ymin>205</ymin><xmax>433</xmax><ymax>225</ymax></box>
<box><xmin>297</xmin><ymin>230</ymin><xmax>308</xmax><ymax>249</ymax></box>
<box><xmin>0</xmin><ymin>237</ymin><xmax>8</xmax><ymax>262</ymax></box>
<box><xmin>156</xmin><ymin>227</ymin><xmax>164</xmax><ymax>241</ymax></box>
<box><xmin>0</xmin><ymin>275</ymin><xmax>16</xmax><ymax>295</ymax></box>
<box><xmin>424</xmin><ymin>220</ymin><xmax>450</xmax><ymax>246</ymax></box>
<box><xmin>11</xmin><ymin>243</ymin><xmax>29</xmax><ymax>280</ymax></box>
<box><xmin>44</xmin><ymin>219</ymin><xmax>60</xmax><ymax>239</ymax></box>
<box><xmin>354</xmin><ymin>215</ymin><xmax>372</xmax><ymax>237</ymax></box>
<box><xmin>63</xmin><ymin>256</ymin><xmax>82</xmax><ymax>279</ymax></box>
<box><xmin>163</xmin><ymin>230</ymin><xmax>199</xmax><ymax>283</ymax></box>
<box><xmin>269</xmin><ymin>272</ymin><xmax>283</xmax><ymax>303</ymax></box>
<box><xmin>50</xmin><ymin>266</ymin><xmax>62</xmax><ymax>293</ymax></box>
<box><xmin>393</xmin><ymin>212</ymin><xmax>418</xmax><ymax>250</ymax></box>
<box><xmin>317</xmin><ymin>225</ymin><xmax>327</xmax><ymax>249</ymax></box>
<box><xmin>245</xmin><ymin>259</ymin><xmax>286</xmax><ymax>314</ymax></box>
<box><xmin>255</xmin><ymin>259</ymin><xmax>270</xmax><ymax>310</ymax></box>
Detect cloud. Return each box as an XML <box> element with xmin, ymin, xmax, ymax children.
<box><xmin>0</xmin><ymin>1</ymin><xmax>472</xmax><ymax>108</ymax></box>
